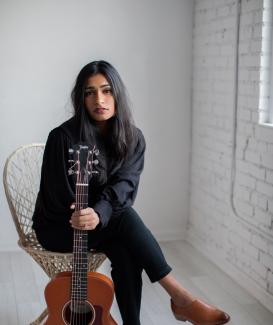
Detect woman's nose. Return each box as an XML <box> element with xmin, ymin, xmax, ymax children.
<box><xmin>95</xmin><ymin>91</ymin><xmax>104</xmax><ymax>104</ymax></box>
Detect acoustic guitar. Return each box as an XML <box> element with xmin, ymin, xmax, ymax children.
<box><xmin>44</xmin><ymin>144</ymin><xmax>117</xmax><ymax>325</ymax></box>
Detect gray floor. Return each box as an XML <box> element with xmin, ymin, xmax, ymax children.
<box><xmin>1</xmin><ymin>240</ymin><xmax>273</xmax><ymax>325</ymax></box>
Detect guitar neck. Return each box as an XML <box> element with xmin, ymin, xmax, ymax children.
<box><xmin>71</xmin><ymin>182</ymin><xmax>89</xmax><ymax>302</ymax></box>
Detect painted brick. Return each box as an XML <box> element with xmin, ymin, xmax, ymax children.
<box><xmin>257</xmin><ymin>180</ymin><xmax>273</xmax><ymax>197</ymax></box>
<box><xmin>240</xmin><ymin>25</ymin><xmax>253</xmax><ymax>41</ymax></box>
<box><xmin>253</xmin><ymin>23</ymin><xmax>264</xmax><ymax>38</ymax></box>
<box><xmin>235</xmin><ymin>199</ymin><xmax>254</xmax><ymax>216</ymax></box>
<box><xmin>217</xmin><ymin>6</ymin><xmax>230</xmax><ymax>18</ymax></box>
<box><xmin>250</xmin><ymin>70</ymin><xmax>261</xmax><ymax>81</ymax></box>
<box><xmin>190</xmin><ymin>0</ymin><xmax>271</xmax><ymax>305</ymax></box>
<box><xmin>238</xmin><ymin>159</ymin><xmax>266</xmax><ymax>180</ymax></box>
<box><xmin>238</xmin><ymin>121</ymin><xmax>255</xmax><ymax>136</ymax></box>
<box><xmin>268</xmin><ymin>240</ymin><xmax>273</xmax><ymax>258</ymax></box>
<box><xmin>248</xmin><ymin>269</ymin><xmax>268</xmax><ymax>289</ymax></box>
<box><xmin>251</xmin><ymin>233</ymin><xmax>269</xmax><ymax>252</ymax></box>
<box><xmin>245</xmin><ymin>149</ymin><xmax>260</xmax><ymax>164</ymax></box>
<box><xmin>250</xmin><ymin>163</ymin><xmax>266</xmax><ymax>181</ymax></box>
<box><xmin>237</xmin><ymin>171</ymin><xmax>256</xmax><ymax>190</ymax></box>
<box><xmin>250</xmin><ymin>39</ymin><xmax>263</xmax><ymax>53</ymax></box>
<box><xmin>251</xmin><ymin>258</ymin><xmax>268</xmax><ymax>278</ymax></box>
<box><xmin>261</xmin><ymin>153</ymin><xmax>273</xmax><ymax>169</ymax></box>
<box><xmin>268</xmin><ymin>271</ymin><xmax>273</xmax><ymax>285</ymax></box>
<box><xmin>254</xmin><ymin>9</ymin><xmax>265</xmax><ymax>23</ymax></box>
<box><xmin>266</xmin><ymin>170</ymin><xmax>273</xmax><ymax>185</ymax></box>
<box><xmin>238</xmin><ymin>108</ymin><xmax>252</xmax><ymax>121</ymax></box>
<box><xmin>260</xmin><ymin>251</ymin><xmax>273</xmax><ymax>271</ymax></box>
<box><xmin>268</xmin><ymin>272</ymin><xmax>273</xmax><ymax>295</ymax></box>
<box><xmin>241</xmin><ymin>54</ymin><xmax>262</xmax><ymax>69</ymax></box>
<box><xmin>254</xmin><ymin>207</ymin><xmax>272</xmax><ymax>228</ymax></box>
<box><xmin>233</xmin><ymin>220</ymin><xmax>253</xmax><ymax>241</ymax></box>
<box><xmin>251</xmin><ymin>192</ymin><xmax>268</xmax><ymax>210</ymax></box>
<box><xmin>242</xmin><ymin>240</ymin><xmax>259</xmax><ymax>259</ymax></box>
<box><xmin>241</xmin><ymin>11</ymin><xmax>255</xmax><ymax>26</ymax></box>
<box><xmin>247</xmin><ymin>138</ymin><xmax>259</xmax><ymax>151</ymax></box>
<box><xmin>242</xmin><ymin>0</ymin><xmax>263</xmax><ymax>12</ymax></box>
<box><xmin>252</xmin><ymin>111</ymin><xmax>260</xmax><ymax>123</ymax></box>
<box><xmin>255</xmin><ymin>125</ymin><xmax>273</xmax><ymax>144</ymax></box>
<box><xmin>235</xmin><ymin>183</ymin><xmax>251</xmax><ymax>201</ymax></box>
<box><xmin>268</xmin><ymin>199</ymin><xmax>273</xmax><ymax>214</ymax></box>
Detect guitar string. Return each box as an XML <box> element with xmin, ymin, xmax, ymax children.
<box><xmin>78</xmin><ymin>172</ymin><xmax>85</xmax><ymax>325</ymax></box>
<box><xmin>70</xmin><ymin>149</ymin><xmax>94</xmax><ymax>325</ymax></box>
<box><xmin>75</xmin><ymin>160</ymin><xmax>81</xmax><ymax>325</ymax></box>
<box><xmin>83</xmin><ymin>169</ymin><xmax>87</xmax><ymax>325</ymax></box>
<box><xmin>75</xmin><ymin>151</ymin><xmax>91</xmax><ymax>325</ymax></box>
<box><xmin>77</xmin><ymin>173</ymin><xmax>85</xmax><ymax>325</ymax></box>
<box><xmin>83</xmin><ymin>152</ymin><xmax>89</xmax><ymax>325</ymax></box>
<box><xmin>75</xmin><ymin>152</ymin><xmax>82</xmax><ymax>325</ymax></box>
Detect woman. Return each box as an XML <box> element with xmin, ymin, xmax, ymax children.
<box><xmin>32</xmin><ymin>60</ymin><xmax>230</xmax><ymax>325</ymax></box>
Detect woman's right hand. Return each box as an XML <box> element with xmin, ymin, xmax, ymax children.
<box><xmin>70</xmin><ymin>203</ymin><xmax>100</xmax><ymax>230</ymax></box>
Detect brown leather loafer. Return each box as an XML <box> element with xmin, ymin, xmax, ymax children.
<box><xmin>170</xmin><ymin>299</ymin><xmax>230</xmax><ymax>324</ymax></box>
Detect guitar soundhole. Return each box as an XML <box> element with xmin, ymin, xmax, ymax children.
<box><xmin>63</xmin><ymin>300</ymin><xmax>96</xmax><ymax>325</ymax></box>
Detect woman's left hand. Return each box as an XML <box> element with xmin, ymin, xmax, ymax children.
<box><xmin>70</xmin><ymin>203</ymin><xmax>100</xmax><ymax>230</ymax></box>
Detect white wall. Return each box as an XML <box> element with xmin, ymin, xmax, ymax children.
<box><xmin>188</xmin><ymin>0</ymin><xmax>273</xmax><ymax>312</ymax></box>
<box><xmin>0</xmin><ymin>0</ymin><xmax>193</xmax><ymax>250</ymax></box>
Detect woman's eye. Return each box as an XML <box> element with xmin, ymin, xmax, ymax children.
<box><xmin>84</xmin><ymin>90</ymin><xmax>95</xmax><ymax>97</ymax></box>
<box><xmin>103</xmin><ymin>88</ymin><xmax>112</xmax><ymax>94</ymax></box>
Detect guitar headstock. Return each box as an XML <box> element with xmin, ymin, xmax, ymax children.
<box><xmin>68</xmin><ymin>144</ymin><xmax>99</xmax><ymax>184</ymax></box>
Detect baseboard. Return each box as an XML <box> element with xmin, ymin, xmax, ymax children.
<box><xmin>186</xmin><ymin>230</ymin><xmax>273</xmax><ymax>313</ymax></box>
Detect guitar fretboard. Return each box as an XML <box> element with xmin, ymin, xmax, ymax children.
<box><xmin>71</xmin><ymin>182</ymin><xmax>89</xmax><ymax>302</ymax></box>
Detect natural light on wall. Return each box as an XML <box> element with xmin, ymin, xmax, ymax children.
<box><xmin>259</xmin><ymin>0</ymin><xmax>273</xmax><ymax>125</ymax></box>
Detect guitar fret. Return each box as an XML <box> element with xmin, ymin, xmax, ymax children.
<box><xmin>71</xmin><ymin>171</ymin><xmax>90</xmax><ymax>301</ymax></box>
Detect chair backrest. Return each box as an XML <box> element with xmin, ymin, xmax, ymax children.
<box><xmin>3</xmin><ymin>144</ymin><xmax>45</xmax><ymax>242</ymax></box>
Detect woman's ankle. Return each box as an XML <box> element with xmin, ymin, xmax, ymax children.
<box><xmin>172</xmin><ymin>290</ymin><xmax>195</xmax><ymax>307</ymax></box>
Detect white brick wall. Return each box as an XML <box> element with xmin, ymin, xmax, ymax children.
<box><xmin>188</xmin><ymin>0</ymin><xmax>273</xmax><ymax>311</ymax></box>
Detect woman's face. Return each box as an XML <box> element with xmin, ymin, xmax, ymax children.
<box><xmin>84</xmin><ymin>73</ymin><xmax>115</xmax><ymax>125</ymax></box>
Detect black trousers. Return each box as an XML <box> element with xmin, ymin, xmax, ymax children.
<box><xmin>35</xmin><ymin>207</ymin><xmax>172</xmax><ymax>325</ymax></box>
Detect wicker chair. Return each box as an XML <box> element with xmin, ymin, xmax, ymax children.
<box><xmin>3</xmin><ymin>143</ymin><xmax>106</xmax><ymax>325</ymax></box>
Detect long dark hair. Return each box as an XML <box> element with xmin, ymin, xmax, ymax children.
<box><xmin>71</xmin><ymin>60</ymin><xmax>136</xmax><ymax>162</ymax></box>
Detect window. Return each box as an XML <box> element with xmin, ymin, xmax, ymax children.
<box><xmin>259</xmin><ymin>0</ymin><xmax>273</xmax><ymax>125</ymax></box>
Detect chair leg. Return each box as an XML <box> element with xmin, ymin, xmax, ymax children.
<box><xmin>29</xmin><ymin>307</ymin><xmax>48</xmax><ymax>325</ymax></box>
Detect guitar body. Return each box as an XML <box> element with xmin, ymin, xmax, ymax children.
<box><xmin>45</xmin><ymin>271</ymin><xmax>117</xmax><ymax>325</ymax></box>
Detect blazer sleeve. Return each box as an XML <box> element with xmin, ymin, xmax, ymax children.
<box><xmin>93</xmin><ymin>129</ymin><xmax>146</xmax><ymax>227</ymax></box>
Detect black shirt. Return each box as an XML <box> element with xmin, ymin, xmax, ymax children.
<box><xmin>32</xmin><ymin>117</ymin><xmax>146</xmax><ymax>231</ymax></box>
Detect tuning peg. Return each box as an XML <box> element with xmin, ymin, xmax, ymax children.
<box><xmin>94</xmin><ymin>149</ymin><xmax>99</xmax><ymax>156</ymax></box>
<box><xmin>68</xmin><ymin>159</ymin><xmax>74</xmax><ymax>163</ymax></box>
<box><xmin>68</xmin><ymin>169</ymin><xmax>74</xmax><ymax>175</ymax></box>
<box><xmin>68</xmin><ymin>149</ymin><xmax>74</xmax><ymax>154</ymax></box>
<box><xmin>93</xmin><ymin>159</ymin><xmax>99</xmax><ymax>165</ymax></box>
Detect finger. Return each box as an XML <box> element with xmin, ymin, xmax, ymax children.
<box><xmin>73</xmin><ymin>215</ymin><xmax>92</xmax><ymax>223</ymax></box>
<box><xmin>78</xmin><ymin>207</ymin><xmax>94</xmax><ymax>216</ymax></box>
<box><xmin>71</xmin><ymin>223</ymin><xmax>94</xmax><ymax>230</ymax></box>
<box><xmin>70</xmin><ymin>218</ymin><xmax>90</xmax><ymax>228</ymax></box>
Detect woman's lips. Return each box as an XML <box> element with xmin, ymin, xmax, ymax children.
<box><xmin>94</xmin><ymin>107</ymin><xmax>108</xmax><ymax>114</ymax></box>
